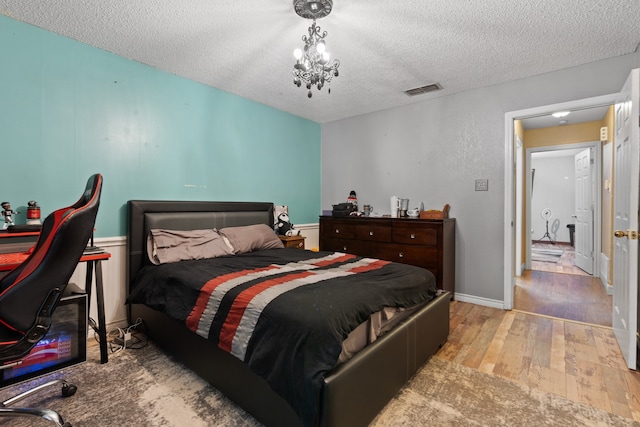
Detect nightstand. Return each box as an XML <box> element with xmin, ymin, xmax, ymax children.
<box><xmin>278</xmin><ymin>235</ymin><xmax>306</xmax><ymax>249</ymax></box>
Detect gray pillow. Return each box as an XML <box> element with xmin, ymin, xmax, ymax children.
<box><xmin>147</xmin><ymin>228</ymin><xmax>234</xmax><ymax>264</ymax></box>
<box><xmin>218</xmin><ymin>224</ymin><xmax>284</xmax><ymax>254</ymax></box>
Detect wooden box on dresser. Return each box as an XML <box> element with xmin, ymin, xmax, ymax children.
<box><xmin>319</xmin><ymin>216</ymin><xmax>455</xmax><ymax>298</ymax></box>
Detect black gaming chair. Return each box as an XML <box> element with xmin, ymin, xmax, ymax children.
<box><xmin>0</xmin><ymin>173</ymin><xmax>103</xmax><ymax>427</ymax></box>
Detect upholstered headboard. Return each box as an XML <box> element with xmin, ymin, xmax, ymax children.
<box><xmin>126</xmin><ymin>200</ymin><xmax>274</xmax><ymax>296</ymax></box>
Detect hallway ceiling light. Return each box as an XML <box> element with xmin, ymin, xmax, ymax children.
<box><xmin>292</xmin><ymin>0</ymin><xmax>340</xmax><ymax>98</ymax></box>
<box><xmin>552</xmin><ymin>111</ymin><xmax>571</xmax><ymax>118</ymax></box>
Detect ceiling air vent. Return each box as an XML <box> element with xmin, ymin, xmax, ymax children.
<box><xmin>404</xmin><ymin>83</ymin><xmax>443</xmax><ymax>96</ymax></box>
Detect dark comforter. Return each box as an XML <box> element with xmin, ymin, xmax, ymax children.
<box><xmin>128</xmin><ymin>248</ymin><xmax>437</xmax><ymax>426</ymax></box>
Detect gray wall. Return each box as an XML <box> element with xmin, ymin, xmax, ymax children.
<box><xmin>321</xmin><ymin>52</ymin><xmax>639</xmax><ymax>302</ymax></box>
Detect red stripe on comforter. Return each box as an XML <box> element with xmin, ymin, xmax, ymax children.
<box><xmin>349</xmin><ymin>259</ymin><xmax>390</xmax><ymax>273</ymax></box>
<box><xmin>312</xmin><ymin>253</ymin><xmax>355</xmax><ymax>267</ymax></box>
<box><xmin>185</xmin><ymin>265</ymin><xmax>278</xmax><ymax>332</ymax></box>
<box><xmin>218</xmin><ymin>270</ymin><xmax>315</xmax><ymax>352</ymax></box>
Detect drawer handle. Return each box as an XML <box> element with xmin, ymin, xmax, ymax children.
<box><xmin>399</xmin><ymin>252</ymin><xmax>404</xmax><ymax>258</ymax></box>
<box><xmin>343</xmin><ymin>246</ymin><xmax>348</xmax><ymax>251</ymax></box>
<box><xmin>410</xmin><ymin>233</ymin><xmax>416</xmax><ymax>239</ymax></box>
<box><xmin>369</xmin><ymin>231</ymin><xmax>374</xmax><ymax>236</ymax></box>
<box><xmin>335</xmin><ymin>229</ymin><xmax>340</xmax><ymax>234</ymax></box>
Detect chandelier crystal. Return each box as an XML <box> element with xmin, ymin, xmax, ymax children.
<box><xmin>292</xmin><ymin>0</ymin><xmax>340</xmax><ymax>98</ymax></box>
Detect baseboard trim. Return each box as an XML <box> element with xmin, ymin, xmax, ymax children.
<box><xmin>454</xmin><ymin>293</ymin><xmax>505</xmax><ymax>310</ymax></box>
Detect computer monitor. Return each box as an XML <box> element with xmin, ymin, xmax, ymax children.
<box><xmin>1</xmin><ymin>293</ymin><xmax>87</xmax><ymax>387</ymax></box>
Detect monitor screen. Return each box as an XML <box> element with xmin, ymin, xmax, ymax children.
<box><xmin>1</xmin><ymin>293</ymin><xmax>87</xmax><ymax>387</ymax></box>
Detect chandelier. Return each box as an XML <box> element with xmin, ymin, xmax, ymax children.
<box><xmin>292</xmin><ymin>0</ymin><xmax>340</xmax><ymax>98</ymax></box>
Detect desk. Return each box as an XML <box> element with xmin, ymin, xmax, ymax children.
<box><xmin>0</xmin><ymin>231</ymin><xmax>40</xmax><ymax>238</ymax></box>
<box><xmin>0</xmin><ymin>249</ymin><xmax>112</xmax><ymax>364</ymax></box>
<box><xmin>0</xmin><ymin>231</ymin><xmax>39</xmax><ymax>254</ymax></box>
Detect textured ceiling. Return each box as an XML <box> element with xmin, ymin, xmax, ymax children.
<box><xmin>1</xmin><ymin>0</ymin><xmax>639</xmax><ymax>123</ymax></box>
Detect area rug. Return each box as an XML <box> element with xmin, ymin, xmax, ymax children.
<box><xmin>531</xmin><ymin>247</ymin><xmax>564</xmax><ymax>263</ymax></box>
<box><xmin>0</xmin><ymin>342</ymin><xmax>635</xmax><ymax>427</ymax></box>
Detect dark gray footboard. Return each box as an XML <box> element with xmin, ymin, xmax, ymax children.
<box><xmin>320</xmin><ymin>291</ymin><xmax>450</xmax><ymax>427</ymax></box>
<box><xmin>130</xmin><ymin>303</ymin><xmax>303</xmax><ymax>426</ymax></box>
<box><xmin>130</xmin><ymin>292</ymin><xmax>449</xmax><ymax>427</ymax></box>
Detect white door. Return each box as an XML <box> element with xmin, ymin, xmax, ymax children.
<box><xmin>574</xmin><ymin>148</ymin><xmax>594</xmax><ymax>274</ymax></box>
<box><xmin>613</xmin><ymin>68</ymin><xmax>639</xmax><ymax>370</ymax></box>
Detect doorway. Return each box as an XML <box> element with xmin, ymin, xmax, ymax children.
<box><xmin>525</xmin><ymin>142</ymin><xmax>602</xmax><ymax>276</ymax></box>
<box><xmin>516</xmin><ymin>132</ymin><xmax>610</xmax><ymax>326</ymax></box>
<box><xmin>503</xmin><ymin>93</ymin><xmax>619</xmax><ymax>315</ymax></box>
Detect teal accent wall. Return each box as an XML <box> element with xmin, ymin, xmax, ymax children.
<box><xmin>0</xmin><ymin>15</ymin><xmax>321</xmax><ymax>237</ymax></box>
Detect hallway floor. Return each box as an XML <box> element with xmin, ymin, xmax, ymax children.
<box><xmin>530</xmin><ymin>242</ymin><xmax>590</xmax><ymax>276</ymax></box>
<box><xmin>514</xmin><ymin>269</ymin><xmax>612</xmax><ymax>327</ymax></box>
<box><xmin>515</xmin><ymin>241</ymin><xmax>612</xmax><ymax>327</ymax></box>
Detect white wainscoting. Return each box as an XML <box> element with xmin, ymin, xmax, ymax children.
<box><xmin>69</xmin><ymin>236</ymin><xmax>129</xmax><ymax>332</ymax></box>
<box><xmin>294</xmin><ymin>223</ymin><xmax>320</xmax><ymax>251</ymax></box>
<box><xmin>72</xmin><ymin>223</ymin><xmax>321</xmax><ymax>332</ymax></box>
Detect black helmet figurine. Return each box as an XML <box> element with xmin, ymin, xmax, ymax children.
<box><xmin>1</xmin><ymin>202</ymin><xmax>17</xmax><ymax>229</ymax></box>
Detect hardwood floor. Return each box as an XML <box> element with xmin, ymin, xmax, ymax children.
<box><xmin>514</xmin><ymin>269</ymin><xmax>612</xmax><ymax>327</ymax></box>
<box><xmin>515</xmin><ymin>241</ymin><xmax>612</xmax><ymax>327</ymax></box>
<box><xmin>438</xmin><ymin>301</ymin><xmax>640</xmax><ymax>422</ymax></box>
<box><xmin>530</xmin><ymin>242</ymin><xmax>590</xmax><ymax>276</ymax></box>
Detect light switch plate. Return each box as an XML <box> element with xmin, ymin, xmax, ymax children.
<box><xmin>475</xmin><ymin>179</ymin><xmax>489</xmax><ymax>191</ymax></box>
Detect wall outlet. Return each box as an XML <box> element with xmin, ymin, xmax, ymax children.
<box><xmin>600</xmin><ymin>126</ymin><xmax>608</xmax><ymax>142</ymax></box>
<box><xmin>475</xmin><ymin>179</ymin><xmax>489</xmax><ymax>191</ymax></box>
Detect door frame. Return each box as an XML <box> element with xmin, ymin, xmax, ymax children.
<box><xmin>504</xmin><ymin>93</ymin><xmax>617</xmax><ymax>309</ymax></box>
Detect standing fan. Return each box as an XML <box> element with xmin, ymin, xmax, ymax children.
<box><xmin>538</xmin><ymin>208</ymin><xmax>556</xmax><ymax>244</ymax></box>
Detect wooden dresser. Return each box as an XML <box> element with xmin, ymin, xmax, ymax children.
<box><xmin>319</xmin><ymin>216</ymin><xmax>455</xmax><ymax>296</ymax></box>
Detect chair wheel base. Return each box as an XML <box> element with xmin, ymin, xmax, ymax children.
<box><xmin>0</xmin><ymin>379</ymin><xmax>77</xmax><ymax>426</ymax></box>
<box><xmin>62</xmin><ymin>383</ymin><xmax>77</xmax><ymax>397</ymax></box>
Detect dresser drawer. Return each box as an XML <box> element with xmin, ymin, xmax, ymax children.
<box><xmin>392</xmin><ymin>225</ymin><xmax>438</xmax><ymax>246</ymax></box>
<box><xmin>354</xmin><ymin>224</ymin><xmax>392</xmax><ymax>242</ymax></box>
<box><xmin>321</xmin><ymin>222</ymin><xmax>355</xmax><ymax>239</ymax></box>
<box><xmin>321</xmin><ymin>237</ymin><xmax>364</xmax><ymax>254</ymax></box>
<box><xmin>372</xmin><ymin>244</ymin><xmax>438</xmax><ymax>267</ymax></box>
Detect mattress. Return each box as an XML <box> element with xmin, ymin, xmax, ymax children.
<box><xmin>338</xmin><ymin>303</ymin><xmax>424</xmax><ymax>364</ymax></box>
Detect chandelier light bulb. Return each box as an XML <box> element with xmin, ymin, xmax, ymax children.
<box><xmin>293</xmin><ymin>48</ymin><xmax>302</xmax><ymax>60</ymax></box>
<box><xmin>316</xmin><ymin>41</ymin><xmax>326</xmax><ymax>54</ymax></box>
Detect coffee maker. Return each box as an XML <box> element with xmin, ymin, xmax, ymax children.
<box><xmin>390</xmin><ymin>196</ymin><xmax>410</xmax><ymax>217</ymax></box>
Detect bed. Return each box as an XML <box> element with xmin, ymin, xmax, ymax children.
<box><xmin>126</xmin><ymin>200</ymin><xmax>450</xmax><ymax>427</ymax></box>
